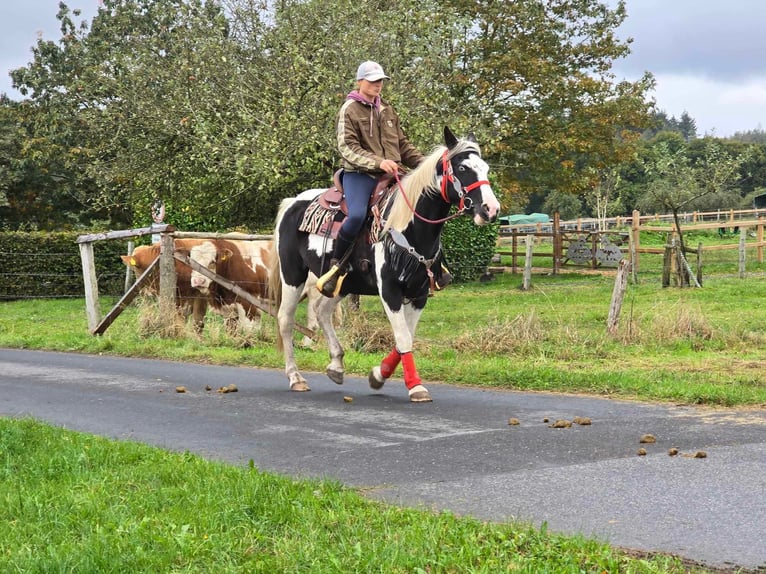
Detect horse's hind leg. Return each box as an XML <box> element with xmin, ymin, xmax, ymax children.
<box><xmin>314</xmin><ymin>295</ymin><xmax>345</xmax><ymax>385</ymax></box>
<box><xmin>278</xmin><ymin>283</ymin><xmax>311</xmax><ymax>391</ymax></box>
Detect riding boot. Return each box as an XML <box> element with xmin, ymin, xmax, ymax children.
<box><xmin>316</xmin><ymin>232</ymin><xmax>354</xmax><ymax>297</ymax></box>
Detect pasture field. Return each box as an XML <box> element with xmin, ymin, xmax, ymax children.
<box><xmin>0</xmin><ymin>417</ymin><xmax>706</xmax><ymax>573</ymax></box>
<box><xmin>1</xmin><ymin>268</ymin><xmax>765</xmax><ymax>407</ymax></box>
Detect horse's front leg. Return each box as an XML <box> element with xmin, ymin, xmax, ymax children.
<box><xmin>278</xmin><ymin>284</ymin><xmax>311</xmax><ymax>391</ymax></box>
<box><xmin>370</xmin><ymin>299</ymin><xmax>431</xmax><ymax>402</ymax></box>
<box><xmin>314</xmin><ymin>294</ymin><xmax>345</xmax><ymax>385</ymax></box>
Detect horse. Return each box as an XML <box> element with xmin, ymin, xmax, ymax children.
<box><xmin>268</xmin><ymin>126</ymin><xmax>500</xmax><ymax>402</ymax></box>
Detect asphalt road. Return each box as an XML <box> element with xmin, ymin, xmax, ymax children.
<box><xmin>1</xmin><ymin>348</ymin><xmax>764</xmax><ymax>571</ymax></box>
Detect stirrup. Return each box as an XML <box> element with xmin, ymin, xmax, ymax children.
<box><xmin>316</xmin><ymin>264</ymin><xmax>347</xmax><ymax>297</ymax></box>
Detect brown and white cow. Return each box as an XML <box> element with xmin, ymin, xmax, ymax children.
<box><xmin>120</xmin><ymin>239</ymin><xmax>209</xmax><ymax>332</ymax></box>
<box><xmin>188</xmin><ymin>239</ymin><xmax>270</xmax><ymax>332</ymax></box>
<box><xmin>189</xmin><ymin>239</ymin><xmax>326</xmax><ymax>346</ymax></box>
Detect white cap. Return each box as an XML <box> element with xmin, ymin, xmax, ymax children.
<box><xmin>356</xmin><ymin>61</ymin><xmax>389</xmax><ymax>82</ymax></box>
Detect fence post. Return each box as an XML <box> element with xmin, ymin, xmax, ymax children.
<box><xmin>158</xmin><ymin>232</ymin><xmax>177</xmax><ymax>331</ymax></box>
<box><xmin>124</xmin><ymin>240</ymin><xmax>134</xmax><ymax>294</ymax></box>
<box><xmin>662</xmin><ymin>237</ymin><xmax>672</xmax><ymax>288</ymax></box>
<box><xmin>631</xmin><ymin>209</ymin><xmax>641</xmax><ymax>275</ymax></box>
<box><xmin>697</xmin><ymin>242</ymin><xmax>703</xmax><ymax>287</ymax></box>
<box><xmin>79</xmin><ymin>242</ymin><xmax>101</xmax><ymax>332</ymax></box>
<box><xmin>758</xmin><ymin>216</ymin><xmax>764</xmax><ymax>264</ymax></box>
<box><xmin>511</xmin><ymin>230</ymin><xmax>518</xmax><ymax>273</ymax></box>
<box><xmin>553</xmin><ymin>211</ymin><xmax>561</xmax><ymax>275</ymax></box>
<box><xmin>522</xmin><ymin>235</ymin><xmax>534</xmax><ymax>290</ymax></box>
<box><xmin>739</xmin><ymin>227</ymin><xmax>747</xmax><ymax>278</ymax></box>
<box><xmin>607</xmin><ymin>259</ymin><xmax>630</xmax><ymax>335</ymax></box>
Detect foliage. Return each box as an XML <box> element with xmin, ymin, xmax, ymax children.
<box><xmin>0</xmin><ymin>231</ymin><xmax>126</xmax><ymax>299</ymax></box>
<box><xmin>440</xmin><ymin>216</ymin><xmax>499</xmax><ymax>282</ymax></box>
<box><xmin>442</xmin><ymin>0</ymin><xmax>655</xmax><ymax>197</ymax></box>
<box><xmin>643</xmin><ymin>109</ymin><xmax>697</xmax><ymax>141</ymax></box>
<box><xmin>543</xmin><ymin>190</ymin><xmax>583</xmax><ymax>220</ymax></box>
<box><xmin>6</xmin><ymin>0</ymin><xmax>655</xmax><ymax>231</ymax></box>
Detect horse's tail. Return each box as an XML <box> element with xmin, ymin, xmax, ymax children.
<box><xmin>269</xmin><ymin>197</ymin><xmax>294</xmax><ymax>352</ymax></box>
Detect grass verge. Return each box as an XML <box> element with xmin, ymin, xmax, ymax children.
<box><xmin>0</xmin><ymin>417</ymin><xmax>708</xmax><ymax>573</ymax></box>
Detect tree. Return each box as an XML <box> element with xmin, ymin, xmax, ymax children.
<box><xmin>10</xmin><ymin>0</ymin><xmax>655</xmax><ymax>230</ymax></box>
<box><xmin>638</xmin><ymin>134</ymin><xmax>754</xmax><ymax>265</ymax></box>
<box><xmin>441</xmin><ymin>0</ymin><xmax>654</xmax><ymax>199</ymax></box>
<box><xmin>584</xmin><ymin>167</ymin><xmax>622</xmax><ymax>229</ymax></box>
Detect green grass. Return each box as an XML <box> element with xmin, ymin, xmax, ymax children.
<box><xmin>0</xmin><ymin>417</ymin><xmax>704</xmax><ymax>573</ymax></box>
<box><xmin>2</xmin><ymin>270</ymin><xmax>765</xmax><ymax>407</ymax></box>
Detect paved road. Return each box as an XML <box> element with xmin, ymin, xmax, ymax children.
<box><xmin>1</xmin><ymin>348</ymin><xmax>764</xmax><ymax>571</ymax></box>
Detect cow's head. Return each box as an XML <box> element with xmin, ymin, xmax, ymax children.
<box><xmin>190</xmin><ymin>241</ymin><xmax>233</xmax><ymax>294</ymax></box>
<box><xmin>120</xmin><ymin>245</ymin><xmax>155</xmax><ymax>274</ymax></box>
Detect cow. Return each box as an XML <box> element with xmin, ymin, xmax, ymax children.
<box><xmin>122</xmin><ymin>238</ymin><xmax>326</xmax><ymax>344</ymax></box>
<box><xmin>189</xmin><ymin>238</ymin><xmax>327</xmax><ymax>346</ymax></box>
<box><xmin>188</xmin><ymin>239</ymin><xmax>271</xmax><ymax>333</ymax></box>
<box><xmin>120</xmin><ymin>239</ymin><xmax>209</xmax><ymax>332</ymax></box>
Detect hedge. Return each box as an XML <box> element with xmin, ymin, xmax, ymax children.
<box><xmin>0</xmin><ymin>219</ymin><xmax>496</xmax><ymax>301</ymax></box>
<box><xmin>441</xmin><ymin>216</ymin><xmax>499</xmax><ymax>283</ymax></box>
<box><xmin>0</xmin><ymin>232</ymin><xmax>128</xmax><ymax>300</ymax></box>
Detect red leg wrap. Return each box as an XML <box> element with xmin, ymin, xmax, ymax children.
<box><xmin>400</xmin><ymin>352</ymin><xmax>421</xmax><ymax>390</ymax></box>
<box><xmin>380</xmin><ymin>348</ymin><xmax>401</xmax><ymax>379</ymax></box>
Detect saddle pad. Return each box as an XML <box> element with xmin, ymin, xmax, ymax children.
<box><xmin>298</xmin><ymin>197</ymin><xmax>341</xmax><ymax>236</ymax></box>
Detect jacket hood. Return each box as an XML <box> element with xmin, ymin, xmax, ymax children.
<box><xmin>346</xmin><ymin>90</ymin><xmax>381</xmax><ymax>112</ymax></box>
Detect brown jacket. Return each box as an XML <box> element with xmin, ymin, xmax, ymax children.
<box><xmin>337</xmin><ymin>94</ymin><xmax>423</xmax><ymax>174</ymax></box>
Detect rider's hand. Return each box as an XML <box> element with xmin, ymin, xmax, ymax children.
<box><xmin>379</xmin><ymin>159</ymin><xmax>399</xmax><ymax>174</ymax></box>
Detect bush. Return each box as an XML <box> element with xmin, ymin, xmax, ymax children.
<box><xmin>0</xmin><ymin>232</ymin><xmax>127</xmax><ymax>300</ymax></box>
<box><xmin>441</xmin><ymin>217</ymin><xmax>499</xmax><ymax>282</ymax></box>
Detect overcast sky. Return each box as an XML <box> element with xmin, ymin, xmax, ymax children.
<box><xmin>2</xmin><ymin>0</ymin><xmax>765</xmax><ymax>138</ymax></box>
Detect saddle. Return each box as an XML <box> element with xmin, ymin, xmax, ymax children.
<box><xmin>299</xmin><ymin>170</ymin><xmax>396</xmax><ymax>240</ymax></box>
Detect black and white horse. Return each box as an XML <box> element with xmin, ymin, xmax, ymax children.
<box><xmin>268</xmin><ymin>126</ymin><xmax>500</xmax><ymax>402</ymax></box>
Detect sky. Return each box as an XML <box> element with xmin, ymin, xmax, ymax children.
<box><xmin>1</xmin><ymin>0</ymin><xmax>765</xmax><ymax>138</ymax></box>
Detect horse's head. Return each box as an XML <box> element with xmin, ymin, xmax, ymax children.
<box><xmin>442</xmin><ymin>126</ymin><xmax>500</xmax><ymax>225</ymax></box>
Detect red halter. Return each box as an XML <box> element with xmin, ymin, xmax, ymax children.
<box><xmin>391</xmin><ymin>150</ymin><xmax>490</xmax><ymax>226</ymax></box>
<box><xmin>440</xmin><ymin>150</ymin><xmax>490</xmax><ymax>209</ymax></box>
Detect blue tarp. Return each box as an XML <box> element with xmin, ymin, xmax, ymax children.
<box><xmin>498</xmin><ymin>213</ymin><xmax>551</xmax><ymax>225</ymax></box>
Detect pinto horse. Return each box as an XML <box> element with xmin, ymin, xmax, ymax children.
<box><xmin>268</xmin><ymin>126</ymin><xmax>500</xmax><ymax>402</ymax></box>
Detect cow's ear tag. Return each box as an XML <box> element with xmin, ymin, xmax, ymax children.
<box><xmin>221</xmin><ymin>249</ymin><xmax>233</xmax><ymax>262</ymax></box>
<box><xmin>130</xmin><ymin>257</ymin><xmax>137</xmax><ymax>265</ymax></box>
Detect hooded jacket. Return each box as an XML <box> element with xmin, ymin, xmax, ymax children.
<box><xmin>337</xmin><ymin>91</ymin><xmax>424</xmax><ymax>175</ymax></box>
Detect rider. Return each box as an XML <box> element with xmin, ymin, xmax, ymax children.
<box><xmin>316</xmin><ymin>60</ymin><xmax>424</xmax><ymax>297</ymax></box>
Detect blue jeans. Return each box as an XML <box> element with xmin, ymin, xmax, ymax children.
<box><xmin>338</xmin><ymin>171</ymin><xmax>377</xmax><ymax>240</ymax></box>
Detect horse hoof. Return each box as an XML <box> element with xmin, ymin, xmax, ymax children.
<box><xmin>408</xmin><ymin>385</ymin><xmax>432</xmax><ymax>403</ymax></box>
<box><xmin>327</xmin><ymin>369</ymin><xmax>344</xmax><ymax>385</ymax></box>
<box><xmin>368</xmin><ymin>367</ymin><xmax>385</xmax><ymax>390</ymax></box>
<box><xmin>290</xmin><ymin>381</ymin><xmax>311</xmax><ymax>392</ymax></box>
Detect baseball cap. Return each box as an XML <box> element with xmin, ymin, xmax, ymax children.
<box><xmin>356</xmin><ymin>61</ymin><xmax>390</xmax><ymax>82</ymax></box>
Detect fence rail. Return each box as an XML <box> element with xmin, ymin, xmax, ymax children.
<box><xmin>498</xmin><ymin>208</ymin><xmax>766</xmax><ymax>235</ymax></box>
<box><xmin>495</xmin><ymin>210</ymin><xmax>766</xmax><ymax>275</ymax></box>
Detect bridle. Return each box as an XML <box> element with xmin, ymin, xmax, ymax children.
<box><xmin>392</xmin><ymin>149</ymin><xmax>490</xmax><ymax>225</ymax></box>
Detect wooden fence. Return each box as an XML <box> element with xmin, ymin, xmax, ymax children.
<box><xmin>496</xmin><ymin>209</ymin><xmax>766</xmax><ymax>275</ymax></box>
<box><xmin>75</xmin><ymin>227</ymin><xmax>315</xmax><ymax>337</ymax></box>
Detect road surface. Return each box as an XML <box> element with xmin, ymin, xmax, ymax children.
<box><xmin>1</xmin><ymin>348</ymin><xmax>764</xmax><ymax>571</ymax></box>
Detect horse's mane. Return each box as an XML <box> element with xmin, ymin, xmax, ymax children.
<box><xmin>384</xmin><ymin>138</ymin><xmax>481</xmax><ymax>232</ymax></box>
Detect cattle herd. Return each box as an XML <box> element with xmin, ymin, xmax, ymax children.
<box><xmin>121</xmin><ymin>238</ymin><xmax>322</xmax><ymax>345</ymax></box>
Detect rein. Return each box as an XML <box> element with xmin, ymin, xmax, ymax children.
<box><xmin>392</xmin><ymin>149</ymin><xmax>487</xmax><ymax>225</ymax></box>
<box><xmin>392</xmin><ymin>169</ymin><xmax>462</xmax><ymax>225</ymax></box>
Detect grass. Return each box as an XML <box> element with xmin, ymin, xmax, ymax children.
<box><xmin>2</xmin><ymin>270</ymin><xmax>766</xmax><ymax>407</ymax></box>
<box><xmin>0</xmin><ymin>417</ymin><xmax>706</xmax><ymax>573</ymax></box>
